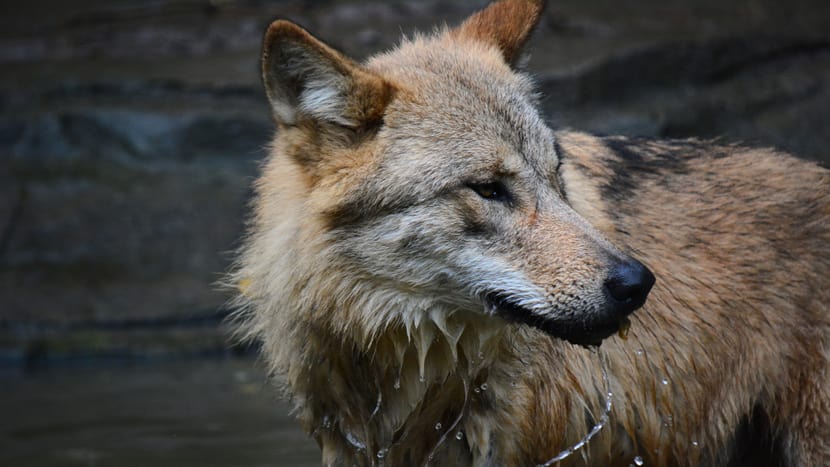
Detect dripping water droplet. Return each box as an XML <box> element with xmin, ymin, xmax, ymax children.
<box><xmin>617</xmin><ymin>317</ymin><xmax>631</xmax><ymax>339</ymax></box>
<box><xmin>692</xmin><ymin>440</ymin><xmax>699</xmax><ymax>447</ymax></box>
<box><xmin>661</xmin><ymin>378</ymin><xmax>669</xmax><ymax>386</ymax></box>
<box><xmin>633</xmin><ymin>455</ymin><xmax>644</xmax><ymax>465</ymax></box>
<box><xmin>455</xmin><ymin>431</ymin><xmax>463</xmax><ymax>440</ymax></box>
<box><xmin>376</xmin><ymin>449</ymin><xmax>387</xmax><ymax>459</ymax></box>
<box><xmin>479</xmin><ymin>383</ymin><xmax>488</xmax><ymax>391</ymax></box>
<box><xmin>345</xmin><ymin>432</ymin><xmax>366</xmax><ymax>450</ymax></box>
<box><xmin>434</xmin><ymin>422</ymin><xmax>442</xmax><ymax>431</ymax></box>
<box><xmin>393</xmin><ymin>379</ymin><xmax>401</xmax><ymax>390</ymax></box>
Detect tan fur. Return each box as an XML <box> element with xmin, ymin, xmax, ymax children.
<box><xmin>230</xmin><ymin>1</ymin><xmax>830</xmax><ymax>465</ymax></box>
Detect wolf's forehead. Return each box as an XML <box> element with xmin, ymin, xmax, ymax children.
<box><xmin>372</xmin><ymin>44</ymin><xmax>553</xmax><ymax>173</ymax></box>
<box><xmin>372</xmin><ymin>37</ymin><xmax>536</xmax><ymax>114</ymax></box>
<box><xmin>384</xmin><ymin>103</ymin><xmax>550</xmax><ymax>180</ymax></box>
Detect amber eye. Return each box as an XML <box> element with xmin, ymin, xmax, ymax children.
<box><xmin>468</xmin><ymin>181</ymin><xmax>511</xmax><ymax>203</ymax></box>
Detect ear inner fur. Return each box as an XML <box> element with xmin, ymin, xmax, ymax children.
<box><xmin>261</xmin><ymin>20</ymin><xmax>396</xmax><ymax>129</ymax></box>
<box><xmin>452</xmin><ymin>0</ymin><xmax>545</xmax><ymax>65</ymax></box>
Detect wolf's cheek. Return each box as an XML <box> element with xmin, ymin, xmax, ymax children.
<box><xmin>330</xmin><ymin>204</ymin><xmax>478</xmax><ymax>293</ymax></box>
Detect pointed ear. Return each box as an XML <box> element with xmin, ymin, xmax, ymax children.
<box><xmin>452</xmin><ymin>0</ymin><xmax>545</xmax><ymax>65</ymax></box>
<box><xmin>261</xmin><ymin>20</ymin><xmax>395</xmax><ymax>129</ymax></box>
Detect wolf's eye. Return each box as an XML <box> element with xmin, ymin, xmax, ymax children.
<box><xmin>468</xmin><ymin>181</ymin><xmax>511</xmax><ymax>203</ymax></box>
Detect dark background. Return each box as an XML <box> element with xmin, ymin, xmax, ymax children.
<box><xmin>0</xmin><ymin>0</ymin><xmax>828</xmax><ymax>465</ymax></box>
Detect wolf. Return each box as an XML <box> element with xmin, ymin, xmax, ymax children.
<box><xmin>229</xmin><ymin>0</ymin><xmax>830</xmax><ymax>465</ymax></box>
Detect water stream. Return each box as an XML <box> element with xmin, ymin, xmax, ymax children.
<box><xmin>537</xmin><ymin>349</ymin><xmax>614</xmax><ymax>467</ymax></box>
<box><xmin>424</xmin><ymin>378</ymin><xmax>469</xmax><ymax>465</ymax></box>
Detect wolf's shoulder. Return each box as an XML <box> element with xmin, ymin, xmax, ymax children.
<box><xmin>556</xmin><ymin>130</ymin><xmax>828</xmax><ymax>191</ymax></box>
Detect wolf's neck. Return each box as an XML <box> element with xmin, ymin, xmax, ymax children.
<box><xmin>297</xmin><ymin>302</ymin><xmax>519</xmax><ymax>464</ymax></box>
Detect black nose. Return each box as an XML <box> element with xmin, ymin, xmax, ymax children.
<box><xmin>604</xmin><ymin>259</ymin><xmax>655</xmax><ymax>315</ymax></box>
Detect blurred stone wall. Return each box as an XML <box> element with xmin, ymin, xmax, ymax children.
<box><xmin>1</xmin><ymin>0</ymin><xmax>828</xmax><ymax>366</ymax></box>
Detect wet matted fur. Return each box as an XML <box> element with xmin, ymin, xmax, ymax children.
<box><xmin>229</xmin><ymin>0</ymin><xmax>830</xmax><ymax>465</ymax></box>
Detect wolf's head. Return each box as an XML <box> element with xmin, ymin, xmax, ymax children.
<box><xmin>256</xmin><ymin>0</ymin><xmax>654</xmax><ymax>347</ymax></box>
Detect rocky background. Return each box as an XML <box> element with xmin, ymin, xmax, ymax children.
<box><xmin>1</xmin><ymin>0</ymin><xmax>828</xmax><ymax>367</ymax></box>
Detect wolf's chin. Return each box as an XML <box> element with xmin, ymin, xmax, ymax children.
<box><xmin>484</xmin><ymin>292</ymin><xmax>624</xmax><ymax>348</ymax></box>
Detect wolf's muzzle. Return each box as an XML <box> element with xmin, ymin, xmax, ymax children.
<box><xmin>560</xmin><ymin>259</ymin><xmax>654</xmax><ymax>346</ymax></box>
<box><xmin>488</xmin><ymin>259</ymin><xmax>655</xmax><ymax>348</ymax></box>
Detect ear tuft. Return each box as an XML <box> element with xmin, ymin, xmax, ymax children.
<box><xmin>261</xmin><ymin>20</ymin><xmax>394</xmax><ymax>128</ymax></box>
<box><xmin>453</xmin><ymin>0</ymin><xmax>545</xmax><ymax>65</ymax></box>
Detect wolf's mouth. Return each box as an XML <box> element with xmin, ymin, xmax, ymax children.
<box><xmin>485</xmin><ymin>293</ymin><xmax>626</xmax><ymax>347</ymax></box>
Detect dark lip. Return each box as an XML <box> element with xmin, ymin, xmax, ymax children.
<box><xmin>485</xmin><ymin>293</ymin><xmax>626</xmax><ymax>348</ymax></box>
